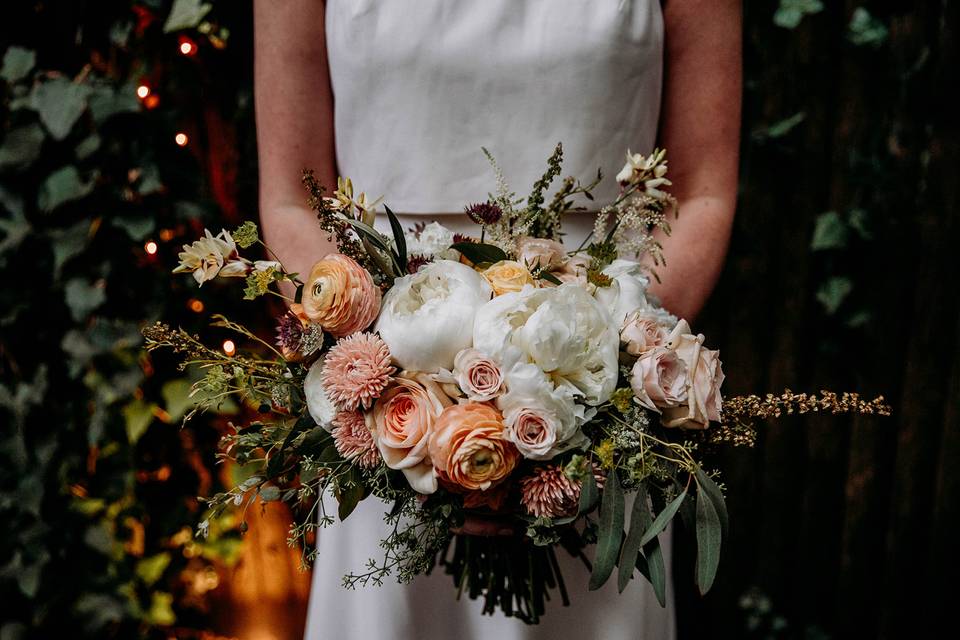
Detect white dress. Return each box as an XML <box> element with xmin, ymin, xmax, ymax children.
<box><xmin>306</xmin><ymin>1</ymin><xmax>674</xmax><ymax>638</ymax></box>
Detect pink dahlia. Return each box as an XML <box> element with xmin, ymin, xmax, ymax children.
<box><xmin>519</xmin><ymin>466</ymin><xmax>581</xmax><ymax>519</ymax></box>
<box><xmin>321</xmin><ymin>332</ymin><xmax>395</xmax><ymax>411</ymax></box>
<box><xmin>332</xmin><ymin>410</ymin><xmax>380</xmax><ymax>469</ymax></box>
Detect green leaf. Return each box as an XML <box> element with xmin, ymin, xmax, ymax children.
<box><xmin>343</xmin><ymin>217</ymin><xmax>401</xmax><ymax>274</ymax></box>
<box><xmin>259</xmin><ymin>486</ymin><xmax>281</xmax><ymax>502</ymax></box>
<box><xmin>0</xmin><ymin>123</ymin><xmax>45</xmax><ymax>171</ymax></box>
<box><xmin>643</xmin><ymin>531</ymin><xmax>667</xmax><ymax>607</ymax></box>
<box><xmin>588</xmin><ymin>471</ymin><xmax>624</xmax><ymax>591</ymax></box>
<box><xmin>30</xmin><ymin>77</ymin><xmax>92</xmax><ymax>140</ymax></box>
<box><xmin>848</xmin><ymin>7</ymin><xmax>888</xmax><ymax>47</ymax></box>
<box><xmin>816</xmin><ymin>276</ymin><xmax>853</xmax><ymax>314</ymax></box>
<box><xmin>538</xmin><ymin>270</ymin><xmax>563</xmax><ymax>285</ymax></box>
<box><xmin>111</xmin><ymin>216</ymin><xmax>155</xmax><ymax>241</ymax></box>
<box><xmin>695</xmin><ymin>467</ymin><xmax>729</xmax><ymax>539</ymax></box>
<box><xmin>135</xmin><ymin>553</ymin><xmax>171</xmax><ymax>586</ymax></box>
<box><xmin>1</xmin><ymin>47</ymin><xmax>36</xmax><ymax>83</ymax></box>
<box><xmin>161</xmin><ymin>379</ymin><xmax>194</xmax><ymax>423</ymax></box>
<box><xmin>385</xmin><ymin>205</ymin><xmax>407</xmax><ymax>271</ymax></box>
<box><xmin>122</xmin><ymin>398</ymin><xmax>156</xmax><ymax>444</ymax></box>
<box><xmin>773</xmin><ymin>0</ymin><xmax>823</xmax><ymax>29</ymax></box>
<box><xmin>74</xmin><ymin>133</ymin><xmax>101</xmax><ymax>160</ymax></box>
<box><xmin>50</xmin><ymin>219</ymin><xmax>91</xmax><ymax>277</ymax></box>
<box><xmin>0</xmin><ymin>208</ymin><xmax>30</xmax><ymax>259</ymax></box>
<box><xmin>337</xmin><ymin>482</ymin><xmax>364</xmax><ymax>521</ymax></box>
<box><xmin>38</xmin><ymin>166</ymin><xmax>94</xmax><ymax>212</ymax></box>
<box><xmin>847</xmin><ymin>208</ymin><xmax>872</xmax><ymax>240</ymax></box>
<box><xmin>450</xmin><ymin>241</ymin><xmax>508</xmax><ymax>265</ymax></box>
<box><xmin>64</xmin><ymin>278</ymin><xmax>106</xmax><ymax>321</ymax></box>
<box><xmin>618</xmin><ymin>485</ymin><xmax>650</xmax><ymax>592</ymax></box>
<box><xmin>639</xmin><ymin>488</ymin><xmax>687</xmax><ymax>548</ymax></box>
<box><xmin>759</xmin><ymin>112</ymin><xmax>807</xmax><ymax>139</ymax></box>
<box><xmin>578</xmin><ymin>471</ymin><xmax>599</xmax><ymax>514</ymax></box>
<box><xmin>88</xmin><ymin>84</ymin><xmax>140</xmax><ymax>124</ymax></box>
<box><xmin>145</xmin><ymin>591</ymin><xmax>176</xmax><ymax>626</ymax></box>
<box><xmin>810</xmin><ymin>211</ymin><xmax>848</xmax><ymax>251</ymax></box>
<box><xmin>163</xmin><ymin>0</ymin><xmax>213</xmax><ymax>32</ymax></box>
<box><xmin>695</xmin><ymin>492</ymin><xmax>722</xmax><ymax>594</ymax></box>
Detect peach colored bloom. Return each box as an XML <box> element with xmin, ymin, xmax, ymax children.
<box><xmin>516</xmin><ymin>236</ymin><xmax>566</xmax><ymax>271</ymax></box>
<box><xmin>321</xmin><ymin>332</ymin><xmax>395</xmax><ymax>411</ymax></box>
<box><xmin>369</xmin><ymin>372</ymin><xmax>452</xmax><ymax>494</ymax></box>
<box><xmin>620</xmin><ymin>311</ymin><xmax>669</xmax><ymax>356</ymax></box>
<box><xmin>332</xmin><ymin>410</ymin><xmax>380</xmax><ymax>469</ymax></box>
<box><xmin>301</xmin><ymin>254</ymin><xmax>381</xmax><ymax>337</ymax></box>
<box><xmin>555</xmin><ymin>252</ymin><xmax>592</xmax><ymax>285</ymax></box>
<box><xmin>453</xmin><ymin>348</ymin><xmax>504</xmax><ymax>402</ymax></box>
<box><xmin>428</xmin><ymin>403</ymin><xmax>519</xmax><ymax>491</ymax></box>
<box><xmin>481</xmin><ymin>260</ymin><xmax>535</xmax><ymax>296</ymax></box>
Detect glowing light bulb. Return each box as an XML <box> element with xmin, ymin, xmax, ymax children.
<box><xmin>144</xmin><ymin>241</ymin><xmax>158</xmax><ymax>255</ymax></box>
<box><xmin>188</xmin><ymin>299</ymin><xmax>204</xmax><ymax>313</ymax></box>
<box><xmin>180</xmin><ymin>41</ymin><xmax>195</xmax><ymax>56</ymax></box>
<box><xmin>136</xmin><ymin>84</ymin><xmax>151</xmax><ymax>99</ymax></box>
<box><xmin>222</xmin><ymin>340</ymin><xmax>236</xmax><ymax>356</ymax></box>
<box><xmin>175</xmin><ymin>132</ymin><xmax>189</xmax><ymax>147</ymax></box>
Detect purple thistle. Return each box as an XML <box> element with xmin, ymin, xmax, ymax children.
<box><xmin>464</xmin><ymin>202</ymin><xmax>503</xmax><ymax>225</ymax></box>
<box><xmin>275</xmin><ymin>311</ymin><xmax>304</xmax><ymax>352</ymax></box>
<box><xmin>406</xmin><ymin>254</ymin><xmax>434</xmax><ymax>274</ymax></box>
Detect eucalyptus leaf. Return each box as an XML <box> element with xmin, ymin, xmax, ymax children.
<box><xmin>163</xmin><ymin>0</ymin><xmax>213</xmax><ymax>32</ymax></box>
<box><xmin>578</xmin><ymin>471</ymin><xmax>599</xmax><ymax>514</ymax></box>
<box><xmin>385</xmin><ymin>205</ymin><xmax>407</xmax><ymax>271</ymax></box>
<box><xmin>30</xmin><ymin>77</ymin><xmax>92</xmax><ymax>140</ymax></box>
<box><xmin>644</xmin><ymin>530</ymin><xmax>666</xmax><ymax>607</ymax></box>
<box><xmin>695</xmin><ymin>467</ymin><xmax>729</xmax><ymax>538</ymax></box>
<box><xmin>618</xmin><ymin>487</ymin><xmax>649</xmax><ymax>592</ymax></box>
<box><xmin>639</xmin><ymin>488</ymin><xmax>687</xmax><ymax>548</ymax></box>
<box><xmin>695</xmin><ymin>492</ymin><xmax>722</xmax><ymax>594</ymax></box>
<box><xmin>588</xmin><ymin>471</ymin><xmax>624</xmax><ymax>591</ymax></box>
<box><xmin>1</xmin><ymin>47</ymin><xmax>36</xmax><ymax>84</ymax></box>
<box><xmin>0</xmin><ymin>123</ymin><xmax>45</xmax><ymax>170</ymax></box>
<box><xmin>450</xmin><ymin>241</ymin><xmax>508</xmax><ymax>265</ymax></box>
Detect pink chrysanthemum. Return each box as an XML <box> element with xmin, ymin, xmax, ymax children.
<box><xmin>321</xmin><ymin>332</ymin><xmax>395</xmax><ymax>410</ymax></box>
<box><xmin>332</xmin><ymin>410</ymin><xmax>381</xmax><ymax>469</ymax></box>
<box><xmin>519</xmin><ymin>466</ymin><xmax>581</xmax><ymax>519</ymax></box>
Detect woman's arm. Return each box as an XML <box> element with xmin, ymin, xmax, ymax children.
<box><xmin>651</xmin><ymin>0</ymin><xmax>742</xmax><ymax>321</ymax></box>
<box><xmin>255</xmin><ymin>0</ymin><xmax>338</xmax><ymax>279</ymax></box>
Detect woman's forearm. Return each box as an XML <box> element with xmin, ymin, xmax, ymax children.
<box><xmin>255</xmin><ymin>0</ymin><xmax>338</xmax><ymax>278</ymax></box>
<box><xmin>651</xmin><ymin>0</ymin><xmax>742</xmax><ymax>321</ymax></box>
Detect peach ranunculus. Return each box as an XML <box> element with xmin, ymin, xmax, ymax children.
<box><xmin>620</xmin><ymin>311</ymin><xmax>669</xmax><ymax>356</ymax></box>
<box><xmin>453</xmin><ymin>348</ymin><xmax>504</xmax><ymax>402</ymax></box>
<box><xmin>428</xmin><ymin>403</ymin><xmax>519</xmax><ymax>491</ymax></box>
<box><xmin>661</xmin><ymin>321</ymin><xmax>724</xmax><ymax>430</ymax></box>
<box><xmin>482</xmin><ymin>260</ymin><xmax>535</xmax><ymax>296</ymax></box>
<box><xmin>369</xmin><ymin>372</ymin><xmax>452</xmax><ymax>493</ymax></box>
<box><xmin>300</xmin><ymin>254</ymin><xmax>381</xmax><ymax>338</ymax></box>
<box><xmin>516</xmin><ymin>236</ymin><xmax>566</xmax><ymax>271</ymax></box>
<box><xmin>629</xmin><ymin>346</ymin><xmax>688</xmax><ymax>412</ymax></box>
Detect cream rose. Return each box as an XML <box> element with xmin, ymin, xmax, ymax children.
<box><xmin>482</xmin><ymin>260</ymin><xmax>535</xmax><ymax>296</ymax></box>
<box><xmin>621</xmin><ymin>311</ymin><xmax>669</xmax><ymax>356</ymax></box>
<box><xmin>661</xmin><ymin>321</ymin><xmax>725</xmax><ymax>430</ymax></box>
<box><xmin>301</xmin><ymin>254</ymin><xmax>381</xmax><ymax>338</ymax></box>
<box><xmin>556</xmin><ymin>252</ymin><xmax>591</xmax><ymax>285</ymax></box>
<box><xmin>516</xmin><ymin>236</ymin><xmax>566</xmax><ymax>271</ymax></box>
<box><xmin>428</xmin><ymin>403</ymin><xmax>518</xmax><ymax>491</ymax></box>
<box><xmin>453</xmin><ymin>348</ymin><xmax>504</xmax><ymax>402</ymax></box>
<box><xmin>369</xmin><ymin>372</ymin><xmax>452</xmax><ymax>493</ymax></box>
<box><xmin>629</xmin><ymin>346</ymin><xmax>688</xmax><ymax>412</ymax></box>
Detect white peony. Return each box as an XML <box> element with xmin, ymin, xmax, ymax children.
<box><xmin>375</xmin><ymin>260</ymin><xmax>492</xmax><ymax>371</ymax></box>
<box><xmin>593</xmin><ymin>259</ymin><xmax>654</xmax><ymax>327</ymax></box>
<box><xmin>473</xmin><ymin>283</ymin><xmax>619</xmax><ymax>406</ymax></box>
<box><xmin>303</xmin><ymin>360</ymin><xmax>336</xmax><ymax>430</ymax></box>
<box><xmin>404</xmin><ymin>222</ymin><xmax>460</xmax><ymax>260</ymax></box>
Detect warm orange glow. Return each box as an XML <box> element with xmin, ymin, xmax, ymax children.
<box><xmin>136</xmin><ymin>84</ymin><xmax>151</xmax><ymax>99</ymax></box>
<box><xmin>223</xmin><ymin>339</ymin><xmax>236</xmax><ymax>356</ymax></box>
<box><xmin>188</xmin><ymin>298</ymin><xmax>205</xmax><ymax>313</ymax></box>
<box><xmin>143</xmin><ymin>94</ymin><xmax>160</xmax><ymax>109</ymax></box>
<box><xmin>158</xmin><ymin>228</ymin><xmax>175</xmax><ymax>242</ymax></box>
<box><xmin>175</xmin><ymin>132</ymin><xmax>189</xmax><ymax>147</ymax></box>
<box><xmin>144</xmin><ymin>241</ymin><xmax>158</xmax><ymax>255</ymax></box>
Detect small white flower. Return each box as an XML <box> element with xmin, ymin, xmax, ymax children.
<box><xmin>173</xmin><ymin>229</ymin><xmax>241</xmax><ymax>285</ymax></box>
<box><xmin>404</xmin><ymin>222</ymin><xmax>459</xmax><ymax>260</ymax></box>
<box><xmin>303</xmin><ymin>360</ymin><xmax>336</xmax><ymax>430</ymax></box>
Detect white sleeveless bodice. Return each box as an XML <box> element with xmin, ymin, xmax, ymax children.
<box><xmin>326</xmin><ymin>0</ymin><xmax>664</xmax><ymax>213</ymax></box>
<box><xmin>307</xmin><ymin>3</ymin><xmax>674</xmax><ymax>639</ymax></box>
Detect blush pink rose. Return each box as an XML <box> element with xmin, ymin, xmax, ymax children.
<box><xmin>661</xmin><ymin>325</ymin><xmax>724</xmax><ymax>430</ymax></box>
<box><xmin>300</xmin><ymin>254</ymin><xmax>381</xmax><ymax>338</ymax></box>
<box><xmin>620</xmin><ymin>311</ymin><xmax>669</xmax><ymax>356</ymax></box>
<box><xmin>453</xmin><ymin>348</ymin><xmax>504</xmax><ymax>402</ymax></box>
<box><xmin>516</xmin><ymin>236</ymin><xmax>566</xmax><ymax>271</ymax></box>
<box><xmin>369</xmin><ymin>372</ymin><xmax>452</xmax><ymax>493</ymax></box>
<box><xmin>629</xmin><ymin>346</ymin><xmax>688</xmax><ymax>412</ymax></box>
<box><xmin>502</xmin><ymin>406</ymin><xmax>558</xmax><ymax>459</ymax></box>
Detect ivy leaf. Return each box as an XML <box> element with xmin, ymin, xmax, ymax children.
<box><xmin>0</xmin><ymin>123</ymin><xmax>45</xmax><ymax>171</ymax></box>
<box><xmin>50</xmin><ymin>219</ymin><xmax>92</xmax><ymax>277</ymax></box>
<box><xmin>848</xmin><ymin>7</ymin><xmax>888</xmax><ymax>48</ymax></box>
<box><xmin>810</xmin><ymin>211</ymin><xmax>848</xmax><ymax>251</ymax></box>
<box><xmin>135</xmin><ymin>553</ymin><xmax>171</xmax><ymax>587</ymax></box>
<box><xmin>0</xmin><ymin>208</ymin><xmax>30</xmax><ymax>260</ymax></box>
<box><xmin>847</xmin><ymin>208</ymin><xmax>872</xmax><ymax>240</ymax></box>
<box><xmin>38</xmin><ymin>166</ymin><xmax>94</xmax><ymax>212</ymax></box>
<box><xmin>163</xmin><ymin>0</ymin><xmax>213</xmax><ymax>33</ymax></box>
<box><xmin>122</xmin><ymin>398</ymin><xmax>156</xmax><ymax>444</ymax></box>
<box><xmin>695</xmin><ymin>492</ymin><xmax>723</xmax><ymax>594</ymax></box>
<box><xmin>259</xmin><ymin>486</ymin><xmax>281</xmax><ymax>502</ymax></box>
<box><xmin>1</xmin><ymin>46</ymin><xmax>36</xmax><ymax>84</ymax></box>
<box><xmin>30</xmin><ymin>77</ymin><xmax>92</xmax><ymax>140</ymax></box>
<box><xmin>588</xmin><ymin>470</ymin><xmax>624</xmax><ymax>591</ymax></box>
<box><xmin>161</xmin><ymin>379</ymin><xmax>194</xmax><ymax>423</ymax></box>
<box><xmin>450</xmin><ymin>241</ymin><xmax>508</xmax><ymax>265</ymax></box>
<box><xmin>773</xmin><ymin>0</ymin><xmax>824</xmax><ymax>29</ymax></box>
<box><xmin>75</xmin><ymin>133</ymin><xmax>101</xmax><ymax>160</ymax></box>
<box><xmin>64</xmin><ymin>278</ymin><xmax>106</xmax><ymax>321</ymax></box>
<box><xmin>816</xmin><ymin>276</ymin><xmax>853</xmax><ymax>314</ymax></box>
<box><xmin>88</xmin><ymin>84</ymin><xmax>140</xmax><ymax>125</ymax></box>
<box><xmin>111</xmin><ymin>216</ymin><xmax>155</xmax><ymax>241</ymax></box>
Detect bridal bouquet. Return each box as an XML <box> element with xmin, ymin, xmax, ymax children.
<box><xmin>145</xmin><ymin>144</ymin><xmax>889</xmax><ymax>623</ymax></box>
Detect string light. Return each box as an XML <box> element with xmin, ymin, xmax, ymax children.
<box><xmin>174</xmin><ymin>132</ymin><xmax>189</xmax><ymax>147</ymax></box>
<box><xmin>222</xmin><ymin>340</ymin><xmax>236</xmax><ymax>356</ymax></box>
<box><xmin>144</xmin><ymin>241</ymin><xmax>158</xmax><ymax>255</ymax></box>
<box><xmin>179</xmin><ymin>39</ymin><xmax>196</xmax><ymax>56</ymax></box>
<box><xmin>188</xmin><ymin>299</ymin><xmax>204</xmax><ymax>313</ymax></box>
<box><xmin>136</xmin><ymin>84</ymin><xmax>151</xmax><ymax>99</ymax></box>
<box><xmin>158</xmin><ymin>228</ymin><xmax>175</xmax><ymax>242</ymax></box>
